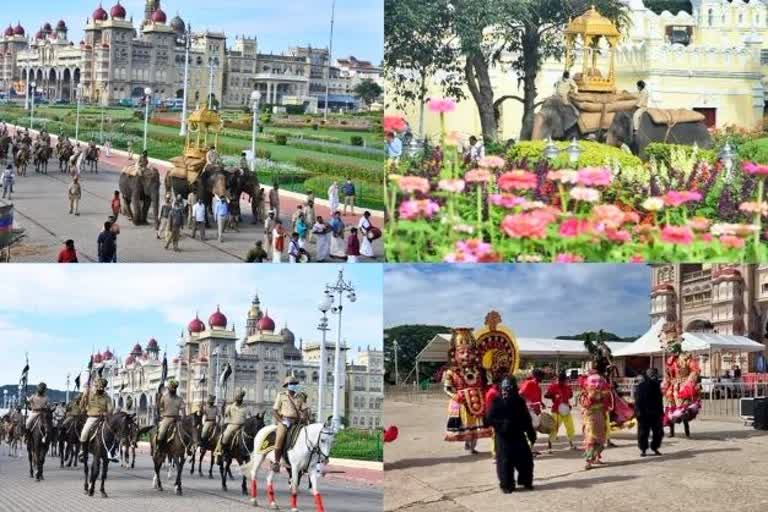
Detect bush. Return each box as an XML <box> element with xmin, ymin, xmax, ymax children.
<box><xmin>295</xmin><ymin>156</ymin><xmax>384</xmax><ymax>182</ymax></box>
<box><xmin>644</xmin><ymin>143</ymin><xmax>717</xmax><ymax>166</ymax></box>
<box><xmin>312</xmin><ymin>123</ymin><xmax>319</xmax><ymax>131</ymax></box>
<box><xmin>290</xmin><ymin>140</ymin><xmax>383</xmax><ymax>161</ymax></box>
<box><xmin>275</xmin><ymin>134</ymin><xmax>288</xmax><ymax>146</ymax></box>
<box><xmin>737</xmin><ymin>137</ymin><xmax>768</xmax><ymax>164</ymax></box>
<box><xmin>259</xmin><ymin>113</ymin><xmax>272</xmax><ymax>125</ymax></box>
<box><xmin>329</xmin><ymin>429</ymin><xmax>383</xmax><ymax>462</ymax></box>
<box><xmin>304</xmin><ymin>175</ymin><xmax>384</xmax><ymax>211</ymax></box>
<box><xmin>507</xmin><ymin>140</ymin><xmax>643</xmax><ymax>170</ymax></box>
<box><xmin>350</xmin><ymin>135</ymin><xmax>364</xmax><ymax>146</ymax></box>
<box><xmin>284</xmin><ymin>105</ymin><xmax>305</xmax><ymax>115</ymax></box>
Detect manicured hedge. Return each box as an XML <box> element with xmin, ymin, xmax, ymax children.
<box><xmin>507</xmin><ymin>140</ymin><xmax>643</xmax><ymax>170</ymax></box>
<box><xmin>295</xmin><ymin>156</ymin><xmax>384</xmax><ymax>182</ymax></box>
<box><xmin>737</xmin><ymin>137</ymin><xmax>768</xmax><ymax>164</ymax></box>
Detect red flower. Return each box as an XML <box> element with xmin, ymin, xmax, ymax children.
<box><xmin>660</xmin><ymin>225</ymin><xmax>694</xmax><ymax>245</ymax></box>
<box><xmin>383</xmin><ymin>115</ymin><xmax>407</xmax><ymax>133</ymax></box>
<box><xmin>498</xmin><ymin>170</ymin><xmax>538</xmax><ymax>191</ymax></box>
<box><xmin>501</xmin><ymin>213</ymin><xmax>551</xmax><ymax>239</ymax></box>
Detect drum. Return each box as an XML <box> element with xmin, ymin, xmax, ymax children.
<box><xmin>367</xmin><ymin>226</ymin><xmax>382</xmax><ymax>241</ymax></box>
<box><xmin>557</xmin><ymin>403</ymin><xmax>571</xmax><ymax>416</ymax></box>
<box><xmin>537</xmin><ymin>411</ymin><xmax>555</xmax><ymax>434</ymax></box>
<box><xmin>529</xmin><ymin>410</ymin><xmax>541</xmax><ymax>428</ymax></box>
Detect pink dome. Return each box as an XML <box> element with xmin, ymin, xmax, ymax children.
<box><xmin>258</xmin><ymin>311</ymin><xmax>275</xmax><ymax>332</ymax></box>
<box><xmin>208</xmin><ymin>306</ymin><xmax>227</xmax><ymax>328</ymax></box>
<box><xmin>34</xmin><ymin>30</ymin><xmax>44</xmax><ymax>40</ymax></box>
<box><xmin>93</xmin><ymin>4</ymin><xmax>109</xmax><ymax>22</ymax></box>
<box><xmin>42</xmin><ymin>22</ymin><xmax>52</xmax><ymax>34</ymax></box>
<box><xmin>14</xmin><ymin>23</ymin><xmax>25</xmax><ymax>36</ymax></box>
<box><xmin>125</xmin><ymin>355</ymin><xmax>135</xmax><ymax>365</ymax></box>
<box><xmin>56</xmin><ymin>20</ymin><xmax>67</xmax><ymax>31</ymax></box>
<box><xmin>146</xmin><ymin>338</ymin><xmax>159</xmax><ymax>350</ymax></box>
<box><xmin>110</xmin><ymin>1</ymin><xmax>126</xmax><ymax>19</ymax></box>
<box><xmin>4</xmin><ymin>25</ymin><xmax>14</xmax><ymax>37</ymax></box>
<box><xmin>151</xmin><ymin>9</ymin><xmax>167</xmax><ymax>24</ymax></box>
<box><xmin>93</xmin><ymin>352</ymin><xmax>103</xmax><ymax>364</ymax></box>
<box><xmin>188</xmin><ymin>314</ymin><xmax>205</xmax><ymax>333</ymax></box>
<box><xmin>102</xmin><ymin>348</ymin><xmax>113</xmax><ymax>360</ymax></box>
<box><xmin>131</xmin><ymin>343</ymin><xmax>143</xmax><ymax>356</ymax></box>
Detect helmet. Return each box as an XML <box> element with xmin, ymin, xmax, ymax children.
<box><xmin>207</xmin><ymin>396</ymin><xmax>215</xmax><ymax>405</ymax></box>
<box><xmin>235</xmin><ymin>390</ymin><xmax>246</xmax><ymax>401</ymax></box>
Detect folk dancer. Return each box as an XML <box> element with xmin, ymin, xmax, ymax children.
<box><xmin>580</xmin><ymin>370</ymin><xmax>611</xmax><ymax>470</ymax></box>
<box><xmin>544</xmin><ymin>371</ymin><xmax>576</xmax><ymax>449</ymax></box>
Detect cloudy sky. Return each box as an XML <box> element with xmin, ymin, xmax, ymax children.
<box><xmin>0</xmin><ymin>264</ymin><xmax>382</xmax><ymax>390</ymax></box>
<box><xmin>384</xmin><ymin>264</ymin><xmax>652</xmax><ymax>338</ymax></box>
<box><xmin>6</xmin><ymin>0</ymin><xmax>382</xmax><ymax>62</ymax></box>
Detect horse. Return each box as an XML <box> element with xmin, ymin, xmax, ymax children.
<box><xmin>148</xmin><ymin>415</ymin><xmax>199</xmax><ymax>495</ymax></box>
<box><xmin>26</xmin><ymin>408</ymin><xmax>53</xmax><ymax>481</ymax></box>
<box><xmin>190</xmin><ymin>413</ymin><xmax>221</xmax><ymax>479</ymax></box>
<box><xmin>119</xmin><ymin>415</ymin><xmax>139</xmax><ymax>469</ymax></box>
<box><xmin>218</xmin><ymin>413</ymin><xmax>265</xmax><ymax>495</ymax></box>
<box><xmin>34</xmin><ymin>145</ymin><xmax>51</xmax><ymax>174</ymax></box>
<box><xmin>59</xmin><ymin>414</ymin><xmax>85</xmax><ymax>468</ymax></box>
<box><xmin>82</xmin><ymin>412</ymin><xmax>135</xmax><ymax>498</ymax></box>
<box><xmin>3</xmin><ymin>416</ymin><xmax>23</xmax><ymax>457</ymax></box>
<box><xmin>246</xmin><ymin>422</ymin><xmax>335</xmax><ymax>512</ymax></box>
<box><xmin>57</xmin><ymin>143</ymin><xmax>73</xmax><ymax>173</ymax></box>
<box><xmin>14</xmin><ymin>146</ymin><xmax>29</xmax><ymax>177</ymax></box>
<box><xmin>85</xmin><ymin>145</ymin><xmax>99</xmax><ymax>173</ymax></box>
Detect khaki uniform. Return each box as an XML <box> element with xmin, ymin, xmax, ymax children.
<box><xmin>80</xmin><ymin>392</ymin><xmax>113</xmax><ymax>443</ymax></box>
<box><xmin>138</xmin><ymin>154</ymin><xmax>148</xmax><ymax>170</ymax></box>
<box><xmin>273</xmin><ymin>391</ymin><xmax>305</xmax><ymax>461</ymax></box>
<box><xmin>157</xmin><ymin>392</ymin><xmax>185</xmax><ymax>443</ymax></box>
<box><xmin>633</xmin><ymin>88</ymin><xmax>650</xmax><ymax>131</ymax></box>
<box><xmin>26</xmin><ymin>394</ymin><xmax>49</xmax><ymax>430</ymax></box>
<box><xmin>62</xmin><ymin>400</ymin><xmax>81</xmax><ymax>429</ymax></box>
<box><xmin>68</xmin><ymin>181</ymin><xmax>81</xmax><ymax>214</ymax></box>
<box><xmin>555</xmin><ymin>78</ymin><xmax>578</xmax><ymax>104</ymax></box>
<box><xmin>202</xmin><ymin>404</ymin><xmax>219</xmax><ymax>440</ymax></box>
<box><xmin>221</xmin><ymin>402</ymin><xmax>247</xmax><ymax>447</ymax></box>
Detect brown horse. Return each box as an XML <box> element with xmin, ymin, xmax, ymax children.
<box><xmin>26</xmin><ymin>408</ymin><xmax>53</xmax><ymax>481</ymax></box>
<box><xmin>82</xmin><ymin>412</ymin><xmax>136</xmax><ymax>498</ymax></box>
<box><xmin>3</xmin><ymin>415</ymin><xmax>23</xmax><ymax>457</ymax></box>
<box><xmin>190</xmin><ymin>413</ymin><xmax>221</xmax><ymax>479</ymax></box>
<box><xmin>14</xmin><ymin>146</ymin><xmax>29</xmax><ymax>177</ymax></box>
<box><xmin>59</xmin><ymin>414</ymin><xmax>85</xmax><ymax>468</ymax></box>
<box><xmin>119</xmin><ymin>416</ymin><xmax>139</xmax><ymax>469</ymax></box>
<box><xmin>34</xmin><ymin>145</ymin><xmax>52</xmax><ymax>174</ymax></box>
<box><xmin>85</xmin><ymin>146</ymin><xmax>99</xmax><ymax>173</ymax></box>
<box><xmin>149</xmin><ymin>415</ymin><xmax>199</xmax><ymax>495</ymax></box>
<box><xmin>57</xmin><ymin>143</ymin><xmax>73</xmax><ymax>173</ymax></box>
<box><xmin>218</xmin><ymin>413</ymin><xmax>265</xmax><ymax>495</ymax></box>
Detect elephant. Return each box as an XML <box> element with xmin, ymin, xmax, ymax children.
<box><xmin>531</xmin><ymin>96</ymin><xmax>583</xmax><ymax>141</ymax></box>
<box><xmin>605</xmin><ymin>110</ymin><xmax>713</xmax><ymax>160</ymax></box>
<box><xmin>119</xmin><ymin>166</ymin><xmax>161</xmax><ymax>226</ymax></box>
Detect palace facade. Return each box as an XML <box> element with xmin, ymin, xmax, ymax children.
<box><xmin>0</xmin><ymin>0</ymin><xmax>381</xmax><ymax>111</ymax></box>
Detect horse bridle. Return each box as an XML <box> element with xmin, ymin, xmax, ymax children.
<box><xmin>304</xmin><ymin>427</ymin><xmax>334</xmax><ymax>468</ymax></box>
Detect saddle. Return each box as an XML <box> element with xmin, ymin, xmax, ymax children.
<box><xmin>645</xmin><ymin>108</ymin><xmax>705</xmax><ymax>126</ymax></box>
<box><xmin>255</xmin><ymin>424</ymin><xmax>302</xmax><ymax>461</ymax></box>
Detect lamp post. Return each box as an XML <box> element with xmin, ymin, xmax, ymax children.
<box><xmin>29</xmin><ymin>81</ymin><xmax>36</xmax><ymax>129</ymax></box>
<box><xmin>393</xmin><ymin>340</ymin><xmax>399</xmax><ymax>386</ymax></box>
<box><xmin>180</xmin><ymin>24</ymin><xmax>192</xmax><ymax>137</ymax></box>
<box><xmin>566</xmin><ymin>137</ymin><xmax>582</xmax><ymax>165</ymax></box>
<box><xmin>318</xmin><ymin>296</ymin><xmax>333</xmax><ymax>424</ymax></box>
<box><xmin>250</xmin><ymin>90</ymin><xmax>262</xmax><ymax>170</ymax></box>
<box><xmin>719</xmin><ymin>141</ymin><xmax>735</xmax><ymax>181</ymax></box>
<box><xmin>213</xmin><ymin>346</ymin><xmax>221</xmax><ymax>407</ymax></box>
<box><xmin>65</xmin><ymin>373</ymin><xmax>70</xmax><ymax>404</ymax></box>
<box><xmin>323</xmin><ymin>0</ymin><xmax>336</xmax><ymax>122</ymax></box>
<box><xmin>207</xmin><ymin>56</ymin><xmax>219</xmax><ymax>110</ymax></box>
<box><xmin>24</xmin><ymin>65</ymin><xmax>30</xmax><ymax>110</ymax></box>
<box><xmin>325</xmin><ymin>267</ymin><xmax>356</xmax><ymax>432</ymax></box>
<box><xmin>543</xmin><ymin>137</ymin><xmax>560</xmax><ymax>161</ymax></box>
<box><xmin>3</xmin><ymin>389</ymin><xmax>7</xmax><ymax>409</ymax></box>
<box><xmin>143</xmin><ymin>87</ymin><xmax>152</xmax><ymax>152</ymax></box>
<box><xmin>75</xmin><ymin>84</ymin><xmax>83</xmax><ymax>142</ymax></box>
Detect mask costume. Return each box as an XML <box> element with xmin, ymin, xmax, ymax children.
<box><xmin>584</xmin><ymin>330</ymin><xmax>636</xmax><ymax>432</ymax></box>
<box><xmin>579</xmin><ymin>370</ymin><xmax>611</xmax><ymax>469</ymax></box>
<box><xmin>660</xmin><ymin>322</ymin><xmax>701</xmax><ymax>430</ymax></box>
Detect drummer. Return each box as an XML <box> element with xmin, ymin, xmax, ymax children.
<box><xmin>519</xmin><ymin>369</ymin><xmax>545</xmax><ymax>454</ymax></box>
<box><xmin>544</xmin><ymin>370</ymin><xmax>576</xmax><ymax>449</ymax></box>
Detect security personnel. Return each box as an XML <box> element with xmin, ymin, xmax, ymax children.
<box><xmin>62</xmin><ymin>394</ymin><xmax>82</xmax><ymax>430</ymax></box>
<box><xmin>201</xmin><ymin>395</ymin><xmax>219</xmax><ymax>442</ymax></box>
<box><xmin>272</xmin><ymin>376</ymin><xmax>307</xmax><ymax>472</ymax></box>
<box><xmin>79</xmin><ymin>379</ymin><xmax>115</xmax><ymax>461</ymax></box>
<box><xmin>157</xmin><ymin>380</ymin><xmax>185</xmax><ymax>445</ymax></box>
<box><xmin>219</xmin><ymin>390</ymin><xmax>247</xmax><ymax>451</ymax></box>
<box><xmin>25</xmin><ymin>382</ymin><xmax>50</xmax><ymax>433</ymax></box>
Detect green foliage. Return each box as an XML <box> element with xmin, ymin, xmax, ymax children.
<box><xmin>295</xmin><ymin>156</ymin><xmax>384</xmax><ymax>182</ymax></box>
<box><xmin>353</xmin><ymin>79</ymin><xmax>384</xmax><ymax>107</ymax></box>
<box><xmin>350</xmin><ymin>135</ymin><xmax>364</xmax><ymax>146</ymax></box>
<box><xmin>330</xmin><ymin>429</ymin><xmax>383</xmax><ymax>462</ymax></box>
<box><xmin>303</xmin><ymin>175</ymin><xmax>383</xmax><ymax>211</ymax></box>
<box><xmin>275</xmin><ymin>134</ymin><xmax>288</xmax><ymax>146</ymax></box>
<box><xmin>383</xmin><ymin>325</ymin><xmax>453</xmax><ymax>384</ymax></box>
<box><xmin>506</xmin><ymin>140</ymin><xmax>642</xmax><ymax>169</ymax></box>
<box><xmin>290</xmin><ymin>140</ymin><xmax>383</xmax><ymax>162</ymax></box>
<box><xmin>284</xmin><ymin>105</ymin><xmax>306</xmax><ymax>115</ymax></box>
<box><xmin>312</xmin><ymin>123</ymin><xmax>319</xmax><ymax>131</ymax></box>
<box><xmin>259</xmin><ymin>113</ymin><xmax>272</xmax><ymax>125</ymax></box>
<box><xmin>644</xmin><ymin>143</ymin><xmax>717</xmax><ymax>166</ymax></box>
<box><xmin>737</xmin><ymin>137</ymin><xmax>768</xmax><ymax>164</ymax></box>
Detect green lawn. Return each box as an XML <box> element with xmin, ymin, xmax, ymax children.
<box><xmin>330</xmin><ymin>428</ymin><xmax>383</xmax><ymax>462</ymax></box>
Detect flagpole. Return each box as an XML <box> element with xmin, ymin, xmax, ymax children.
<box><xmin>323</xmin><ymin>0</ymin><xmax>336</xmax><ymax>122</ymax></box>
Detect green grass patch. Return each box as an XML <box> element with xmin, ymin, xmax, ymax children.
<box><xmin>303</xmin><ymin>175</ymin><xmax>384</xmax><ymax>211</ymax></box>
<box><xmin>330</xmin><ymin>429</ymin><xmax>383</xmax><ymax>462</ymax></box>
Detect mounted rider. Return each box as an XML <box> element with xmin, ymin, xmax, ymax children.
<box><xmin>157</xmin><ymin>380</ymin><xmax>186</xmax><ymax>446</ymax></box>
<box><xmin>272</xmin><ymin>376</ymin><xmax>310</xmax><ymax>472</ymax></box>
<box><xmin>201</xmin><ymin>395</ymin><xmax>219</xmax><ymax>442</ymax></box>
<box><xmin>52</xmin><ymin>401</ymin><xmax>66</xmax><ymax>428</ymax></box>
<box><xmin>26</xmin><ymin>382</ymin><xmax>50</xmax><ymax>439</ymax></box>
<box><xmin>137</xmin><ymin>150</ymin><xmax>149</xmax><ymax>171</ymax></box>
<box><xmin>62</xmin><ymin>393</ymin><xmax>82</xmax><ymax>430</ymax></box>
<box><xmin>39</xmin><ymin>129</ymin><xmax>50</xmax><ymax>147</ymax></box>
<box><xmin>218</xmin><ymin>389</ymin><xmax>247</xmax><ymax>454</ymax></box>
<box><xmin>79</xmin><ymin>378</ymin><xmax>116</xmax><ymax>461</ymax></box>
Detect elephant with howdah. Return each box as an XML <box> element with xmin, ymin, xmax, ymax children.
<box><xmin>605</xmin><ymin>110</ymin><xmax>713</xmax><ymax>160</ymax></box>
<box><xmin>119</xmin><ymin>166</ymin><xmax>161</xmax><ymax>226</ymax></box>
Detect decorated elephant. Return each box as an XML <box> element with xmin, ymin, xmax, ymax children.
<box><xmin>531</xmin><ymin>96</ymin><xmax>582</xmax><ymax>141</ymax></box>
<box><xmin>605</xmin><ymin>110</ymin><xmax>713</xmax><ymax>160</ymax></box>
<box><xmin>119</xmin><ymin>165</ymin><xmax>161</xmax><ymax>226</ymax></box>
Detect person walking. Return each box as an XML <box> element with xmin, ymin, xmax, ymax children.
<box><xmin>191</xmin><ymin>197</ymin><xmax>206</xmax><ymax>241</ymax></box>
<box><xmin>312</xmin><ymin>216</ymin><xmax>331</xmax><ymax>262</ymax></box>
<box><xmin>97</xmin><ymin>221</ymin><xmax>116</xmax><ymax>263</ymax></box>
<box><xmin>264</xmin><ymin>210</ymin><xmax>276</xmax><ymax>255</ymax></box>
<box><xmin>329</xmin><ymin>211</ymin><xmax>346</xmax><ymax>259</ymax></box>
<box><xmin>634</xmin><ymin>368</ymin><xmax>664</xmax><ymax>457</ymax></box>
<box><xmin>57</xmin><ymin>239</ymin><xmax>78</xmax><ymax>263</ymax></box>
<box><xmin>271</xmin><ymin>219</ymin><xmax>286</xmax><ymax>263</ymax></box>
<box><xmin>328</xmin><ymin>181</ymin><xmax>339</xmax><ymax>214</ymax></box>
<box><xmin>245</xmin><ymin>240</ymin><xmax>268</xmax><ymax>262</ymax></box>
<box><xmin>165</xmin><ymin>197</ymin><xmax>184</xmax><ymax>251</ymax></box>
<box><xmin>111</xmin><ymin>190</ymin><xmax>121</xmax><ymax>219</ymax></box>
<box><xmin>291</xmin><ymin>205</ymin><xmax>304</xmax><ymax>234</ymax></box>
<box><xmin>346</xmin><ymin>226</ymin><xmax>360</xmax><ymax>262</ymax></box>
<box><xmin>288</xmin><ymin>232</ymin><xmax>300</xmax><ymax>263</ymax></box>
<box><xmin>269</xmin><ymin>183</ymin><xmax>280</xmax><ymax>221</ymax></box>
<box><xmin>544</xmin><ymin>371</ymin><xmax>576</xmax><ymax>449</ymax></box>
<box><xmin>157</xmin><ymin>195</ymin><xmax>172</xmax><ymax>240</ymax></box>
<box><xmin>295</xmin><ymin>213</ymin><xmax>307</xmax><ymax>250</ymax></box>
<box><xmin>67</xmin><ymin>176</ymin><xmax>82</xmax><ymax>215</ymax></box>
<box><xmin>342</xmin><ymin>178</ymin><xmax>355</xmax><ymax>216</ymax></box>
<box><xmin>2</xmin><ymin>164</ymin><xmax>15</xmax><ymax>200</ymax></box>
<box><xmin>358</xmin><ymin>211</ymin><xmax>375</xmax><ymax>258</ymax></box>
<box><xmin>215</xmin><ymin>196</ymin><xmax>229</xmax><ymax>243</ymax></box>
<box><xmin>485</xmin><ymin>377</ymin><xmax>536</xmax><ymax>494</ymax></box>
<box><xmin>109</xmin><ymin>215</ymin><xmax>121</xmax><ymax>262</ymax></box>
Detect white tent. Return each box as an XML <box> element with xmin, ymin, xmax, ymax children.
<box><xmin>612</xmin><ymin>319</ymin><xmax>665</xmax><ymax>357</ymax></box>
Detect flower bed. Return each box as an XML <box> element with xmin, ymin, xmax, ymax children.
<box><xmin>295</xmin><ymin>156</ymin><xmax>384</xmax><ymax>183</ymax></box>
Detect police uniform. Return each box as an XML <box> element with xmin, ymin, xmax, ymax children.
<box><xmin>221</xmin><ymin>391</ymin><xmax>247</xmax><ymax>447</ymax></box>
<box><xmin>272</xmin><ymin>376</ymin><xmax>306</xmax><ymax>470</ymax></box>
<box><xmin>202</xmin><ymin>398</ymin><xmax>219</xmax><ymax>441</ymax></box>
<box><xmin>157</xmin><ymin>384</ymin><xmax>185</xmax><ymax>444</ymax></box>
<box><xmin>62</xmin><ymin>398</ymin><xmax>82</xmax><ymax>429</ymax></box>
<box><xmin>79</xmin><ymin>381</ymin><xmax>113</xmax><ymax>443</ymax></box>
<box><xmin>25</xmin><ymin>387</ymin><xmax>49</xmax><ymax>430</ymax></box>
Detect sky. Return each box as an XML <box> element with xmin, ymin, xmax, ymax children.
<box><xmin>4</xmin><ymin>0</ymin><xmax>383</xmax><ymax>63</ymax></box>
<box><xmin>0</xmin><ymin>264</ymin><xmax>382</xmax><ymax>390</ymax></box>
<box><xmin>384</xmin><ymin>264</ymin><xmax>652</xmax><ymax>339</ymax></box>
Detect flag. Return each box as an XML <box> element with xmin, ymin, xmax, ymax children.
<box><xmin>74</xmin><ymin>374</ymin><xmax>81</xmax><ymax>391</ymax></box>
<box><xmin>219</xmin><ymin>363</ymin><xmax>232</xmax><ymax>386</ymax></box>
<box><xmin>158</xmin><ymin>352</ymin><xmax>168</xmax><ymax>392</ymax></box>
<box><xmin>19</xmin><ymin>361</ymin><xmax>29</xmax><ymax>389</ymax></box>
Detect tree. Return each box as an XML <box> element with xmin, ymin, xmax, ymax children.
<box><xmin>384</xmin><ymin>324</ymin><xmax>452</xmax><ymax>384</ymax></box>
<box><xmin>556</xmin><ymin>331</ymin><xmax>637</xmax><ymax>343</ymax></box>
<box><xmin>353</xmin><ymin>79</ymin><xmax>384</xmax><ymax>108</ymax></box>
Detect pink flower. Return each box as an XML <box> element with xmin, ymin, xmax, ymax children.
<box><xmin>592</xmin><ymin>204</ymin><xmax>627</xmax><ymax>229</ymax></box>
<box><xmin>501</xmin><ymin>213</ymin><xmax>551</xmax><ymax>239</ymax></box>
<box><xmin>711</xmin><ymin>223</ymin><xmax>759</xmax><ymax>238</ymax></box>
<box><xmin>547</xmin><ymin>169</ymin><xmax>580</xmax><ymax>184</ymax></box>
<box><xmin>498</xmin><ymin>170</ymin><xmax>538</xmax><ymax>191</ymax></box>
<box><xmin>520</xmin><ymin>201</ymin><xmax>547</xmax><ymax>211</ymax></box>
<box><xmin>443</xmin><ymin>239</ymin><xmax>501</xmax><ymax>263</ymax></box>
<box><xmin>383</xmin><ymin>115</ymin><xmax>407</xmax><ymax>133</ymax></box>
<box><xmin>742</xmin><ymin>161</ymin><xmax>768</xmax><ymax>175</ymax></box>
<box><xmin>720</xmin><ymin>235</ymin><xmax>745</xmax><ymax>249</ymax></box>
<box><xmin>629</xmin><ymin>255</ymin><xmax>645</xmax><ymax>263</ymax></box>
<box><xmin>687</xmin><ymin>216</ymin><xmax>711</xmax><ymax>232</ymax></box>
<box><xmin>398</xmin><ymin>176</ymin><xmax>431</xmax><ymax>195</ymax></box>
<box><xmin>660</xmin><ymin>225</ymin><xmax>694</xmax><ymax>245</ymax></box>
<box><xmin>478</xmin><ymin>155</ymin><xmax>506</xmax><ymax>169</ymax></box>
<box><xmin>569</xmin><ymin>186</ymin><xmax>600</xmax><ymax>203</ymax></box>
<box><xmin>559</xmin><ymin>218</ymin><xmax>592</xmax><ymax>238</ymax></box>
<box><xmin>663</xmin><ymin>190</ymin><xmax>703</xmax><ymax>207</ymax></box>
<box><xmin>489</xmin><ymin>194</ymin><xmax>525</xmax><ymax>209</ymax></box>
<box><xmin>398</xmin><ymin>199</ymin><xmax>440</xmax><ymax>220</ymax></box>
<box><xmin>700</xmin><ymin>233</ymin><xmax>713</xmax><ymax>242</ymax></box>
<box><xmin>577</xmin><ymin>167</ymin><xmax>613</xmax><ymax>187</ymax></box>
<box><xmin>427</xmin><ymin>98</ymin><xmax>456</xmax><ymax>113</ymax></box>
<box><xmin>739</xmin><ymin>201</ymin><xmax>768</xmax><ymax>216</ymax></box>
<box><xmin>605</xmin><ymin>229</ymin><xmax>632</xmax><ymax>243</ymax></box>
<box><xmin>438</xmin><ymin>179</ymin><xmax>466</xmax><ymax>193</ymax></box>
<box><xmin>464</xmin><ymin>168</ymin><xmax>493</xmax><ymax>183</ymax></box>
<box><xmin>554</xmin><ymin>253</ymin><xmax>584</xmax><ymax>263</ymax></box>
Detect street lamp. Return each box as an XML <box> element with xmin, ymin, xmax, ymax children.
<box><xmin>213</xmin><ymin>345</ymin><xmax>221</xmax><ymax>407</ymax></box>
<box><xmin>323</xmin><ymin>0</ymin><xmax>336</xmax><ymax>122</ymax></box>
<box><xmin>566</xmin><ymin>138</ymin><xmax>582</xmax><ymax>165</ymax></box>
<box><xmin>207</xmin><ymin>56</ymin><xmax>219</xmax><ymax>110</ymax></box>
<box><xmin>719</xmin><ymin>141</ymin><xmax>735</xmax><ymax>180</ymax></box>
<box><xmin>250</xmin><ymin>90</ymin><xmax>262</xmax><ymax>170</ymax></box>
<box><xmin>543</xmin><ymin>137</ymin><xmax>560</xmax><ymax>161</ymax></box>
<box><xmin>3</xmin><ymin>389</ymin><xmax>7</xmax><ymax>409</ymax></box>
<box><xmin>317</xmin><ymin>295</ymin><xmax>333</xmax><ymax>424</ymax></box>
<box><xmin>65</xmin><ymin>373</ymin><xmax>70</xmax><ymax>404</ymax></box>
<box><xmin>75</xmin><ymin>84</ymin><xmax>83</xmax><ymax>141</ymax></box>
<box><xmin>143</xmin><ymin>87</ymin><xmax>152</xmax><ymax>152</ymax></box>
<box><xmin>179</xmin><ymin>24</ymin><xmax>192</xmax><ymax>137</ymax></box>
<box><xmin>29</xmin><ymin>81</ymin><xmax>37</xmax><ymax>129</ymax></box>
<box><xmin>24</xmin><ymin>65</ymin><xmax>30</xmax><ymax>110</ymax></box>
<box><xmin>325</xmin><ymin>267</ymin><xmax>356</xmax><ymax>432</ymax></box>
<box><xmin>392</xmin><ymin>340</ymin><xmax>399</xmax><ymax>386</ymax></box>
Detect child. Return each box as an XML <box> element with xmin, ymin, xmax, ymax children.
<box><xmin>111</xmin><ymin>191</ymin><xmax>121</xmax><ymax>219</ymax></box>
<box><xmin>288</xmin><ymin>232</ymin><xmax>300</xmax><ymax>263</ymax></box>
<box><xmin>346</xmin><ymin>227</ymin><xmax>360</xmax><ymax>263</ymax></box>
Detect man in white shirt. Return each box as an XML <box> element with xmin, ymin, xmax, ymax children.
<box><xmin>467</xmin><ymin>136</ymin><xmax>485</xmax><ymax>167</ymax></box>
<box><xmin>191</xmin><ymin>198</ymin><xmax>207</xmax><ymax>241</ymax></box>
<box><xmin>633</xmin><ymin>80</ymin><xmax>650</xmax><ymax>133</ymax></box>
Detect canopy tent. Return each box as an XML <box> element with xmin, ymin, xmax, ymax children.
<box><xmin>612</xmin><ymin>319</ymin><xmax>665</xmax><ymax>357</ymax></box>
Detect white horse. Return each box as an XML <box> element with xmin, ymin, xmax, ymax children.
<box><xmin>245</xmin><ymin>422</ymin><xmax>334</xmax><ymax>512</ymax></box>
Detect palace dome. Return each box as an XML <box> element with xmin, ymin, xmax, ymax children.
<box><xmin>93</xmin><ymin>352</ymin><xmax>103</xmax><ymax>364</ymax></box>
<box><xmin>4</xmin><ymin>25</ymin><xmax>14</xmax><ymax>38</ymax></box>
<box><xmin>125</xmin><ymin>355</ymin><xmax>135</xmax><ymax>366</ymax></box>
<box><xmin>258</xmin><ymin>311</ymin><xmax>275</xmax><ymax>332</ymax></box>
<box><xmin>131</xmin><ymin>343</ymin><xmax>143</xmax><ymax>355</ymax></box>
<box><xmin>34</xmin><ymin>30</ymin><xmax>44</xmax><ymax>41</ymax></box>
<box><xmin>280</xmin><ymin>324</ymin><xmax>295</xmax><ymax>345</ymax></box>
<box><xmin>56</xmin><ymin>20</ymin><xmax>67</xmax><ymax>31</ymax></box>
<box><xmin>151</xmin><ymin>9</ymin><xmax>167</xmax><ymax>24</ymax></box>
<box><xmin>110</xmin><ymin>2</ymin><xmax>126</xmax><ymax>20</ymax></box>
<box><xmin>209</xmin><ymin>306</ymin><xmax>227</xmax><ymax>328</ymax></box>
<box><xmin>146</xmin><ymin>338</ymin><xmax>159</xmax><ymax>351</ymax></box>
<box><xmin>93</xmin><ymin>4</ymin><xmax>109</xmax><ymax>22</ymax></box>
<box><xmin>42</xmin><ymin>22</ymin><xmax>52</xmax><ymax>34</ymax></box>
<box><xmin>14</xmin><ymin>23</ymin><xmax>25</xmax><ymax>36</ymax></box>
<box><xmin>170</xmin><ymin>15</ymin><xmax>185</xmax><ymax>34</ymax></box>
<box><xmin>102</xmin><ymin>348</ymin><xmax>114</xmax><ymax>360</ymax></box>
<box><xmin>188</xmin><ymin>314</ymin><xmax>205</xmax><ymax>333</ymax></box>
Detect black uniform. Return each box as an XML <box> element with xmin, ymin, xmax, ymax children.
<box><xmin>634</xmin><ymin>376</ymin><xmax>664</xmax><ymax>453</ymax></box>
<box><xmin>486</xmin><ymin>392</ymin><xmax>536</xmax><ymax>492</ymax></box>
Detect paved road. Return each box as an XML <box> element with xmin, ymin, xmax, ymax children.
<box><xmin>0</xmin><ymin>449</ymin><xmax>382</xmax><ymax>512</ymax></box>
<box><xmin>4</xmin><ymin>159</ymin><xmax>382</xmax><ymax>263</ymax></box>
<box><xmin>385</xmin><ymin>397</ymin><xmax>768</xmax><ymax>512</ymax></box>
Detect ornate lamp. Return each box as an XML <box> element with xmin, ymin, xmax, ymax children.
<box><xmin>718</xmin><ymin>142</ymin><xmax>735</xmax><ymax>180</ymax></box>
<box><xmin>566</xmin><ymin>137</ymin><xmax>582</xmax><ymax>164</ymax></box>
<box><xmin>543</xmin><ymin>137</ymin><xmax>560</xmax><ymax>160</ymax></box>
